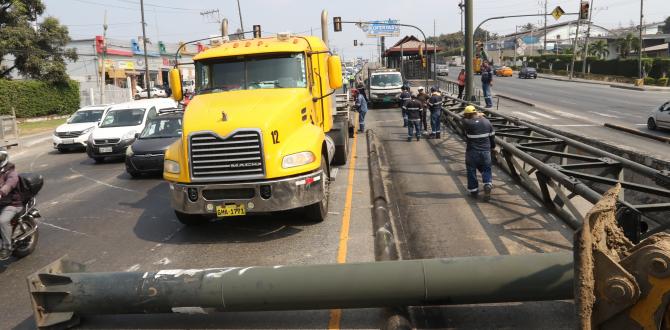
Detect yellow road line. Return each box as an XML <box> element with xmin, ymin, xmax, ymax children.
<box><xmin>327</xmin><ymin>129</ymin><xmax>359</xmax><ymax>329</ymax></box>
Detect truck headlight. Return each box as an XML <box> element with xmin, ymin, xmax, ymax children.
<box><xmin>282</xmin><ymin>151</ymin><xmax>315</xmax><ymax>169</ymax></box>
<box><xmin>164</xmin><ymin>160</ymin><xmax>180</xmax><ymax>174</ymax></box>
<box><xmin>125</xmin><ymin>146</ymin><xmax>134</xmax><ymax>157</ymax></box>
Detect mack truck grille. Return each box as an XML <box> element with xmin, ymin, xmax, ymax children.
<box><xmin>189</xmin><ymin>131</ymin><xmax>264</xmax><ymax>180</ymax></box>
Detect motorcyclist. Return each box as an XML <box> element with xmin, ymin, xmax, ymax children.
<box><xmin>0</xmin><ymin>150</ymin><xmax>21</xmax><ymax>260</ymax></box>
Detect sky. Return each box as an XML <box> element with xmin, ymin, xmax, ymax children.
<box><xmin>43</xmin><ymin>0</ymin><xmax>668</xmax><ymax>60</ymax></box>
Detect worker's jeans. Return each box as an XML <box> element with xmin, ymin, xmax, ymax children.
<box><xmin>358</xmin><ymin>110</ymin><xmax>367</xmax><ymax>132</ymax></box>
<box><xmin>465</xmin><ymin>150</ymin><xmax>493</xmax><ymax>193</ymax></box>
<box><xmin>0</xmin><ymin>205</ymin><xmax>21</xmax><ymax>250</ymax></box>
<box><xmin>457</xmin><ymin>85</ymin><xmax>464</xmax><ymax>100</ymax></box>
<box><xmin>401</xmin><ymin>108</ymin><xmax>408</xmax><ymax>126</ymax></box>
<box><xmin>407</xmin><ymin>119</ymin><xmax>421</xmax><ymax>138</ymax></box>
<box><xmin>421</xmin><ymin>108</ymin><xmax>428</xmax><ymax>131</ymax></box>
<box><xmin>482</xmin><ymin>82</ymin><xmax>493</xmax><ymax>107</ymax></box>
<box><xmin>430</xmin><ymin>110</ymin><xmax>441</xmax><ymax>134</ymax></box>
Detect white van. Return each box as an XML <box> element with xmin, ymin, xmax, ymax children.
<box><xmin>86</xmin><ymin>98</ymin><xmax>177</xmax><ymax>163</ymax></box>
<box><xmin>53</xmin><ymin>105</ymin><xmax>110</xmax><ymax>152</ymax></box>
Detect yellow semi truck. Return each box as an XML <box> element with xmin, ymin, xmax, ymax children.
<box><xmin>164</xmin><ymin>17</ymin><xmax>348</xmax><ymax>225</ymax></box>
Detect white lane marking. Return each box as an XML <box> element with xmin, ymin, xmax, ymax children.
<box><xmin>588</xmin><ymin>111</ymin><xmax>620</xmax><ymax>118</ymax></box>
<box><xmin>172</xmin><ymin>307</ymin><xmax>207</xmax><ymax>314</ymax></box>
<box><xmin>512</xmin><ymin>111</ymin><xmax>538</xmax><ymax>120</ymax></box>
<box><xmin>125</xmin><ymin>264</ymin><xmax>141</xmax><ymax>272</ymax></box>
<box><xmin>529</xmin><ymin>111</ymin><xmax>556</xmax><ymax>120</ymax></box>
<box><xmin>635</xmin><ymin>124</ymin><xmax>647</xmax><ymax>126</ymax></box>
<box><xmin>154</xmin><ymin>257</ymin><xmax>171</xmax><ymax>265</ymax></box>
<box><xmin>550</xmin><ymin>124</ymin><xmax>598</xmax><ymax>127</ymax></box>
<box><xmin>69</xmin><ymin>167</ymin><xmax>137</xmax><ymax>193</ymax></box>
<box><xmin>26</xmin><ymin>136</ymin><xmax>53</xmax><ymax>147</ymax></box>
<box><xmin>551</xmin><ymin>110</ymin><xmax>591</xmax><ymax>121</ymax></box>
<box><xmin>41</xmin><ymin>221</ymin><xmax>90</xmax><ymax>236</ymax></box>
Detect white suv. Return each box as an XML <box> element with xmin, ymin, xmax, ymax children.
<box><xmin>53</xmin><ymin>105</ymin><xmax>110</xmax><ymax>152</ymax></box>
<box><xmin>648</xmin><ymin>101</ymin><xmax>670</xmax><ymax>130</ymax></box>
<box><xmin>86</xmin><ymin>98</ymin><xmax>177</xmax><ymax>163</ymax></box>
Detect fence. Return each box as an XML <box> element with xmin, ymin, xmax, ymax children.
<box><xmin>80</xmin><ymin>85</ymin><xmax>133</xmax><ymax>107</ymax></box>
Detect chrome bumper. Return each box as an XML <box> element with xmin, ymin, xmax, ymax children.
<box><xmin>169</xmin><ymin>170</ymin><xmax>325</xmax><ymax>215</ymax></box>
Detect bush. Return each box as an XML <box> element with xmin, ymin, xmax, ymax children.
<box><xmin>0</xmin><ymin>80</ymin><xmax>80</xmax><ymax>118</ymax></box>
<box><xmin>644</xmin><ymin>77</ymin><xmax>656</xmax><ymax>85</ymax></box>
<box><xmin>657</xmin><ymin>77</ymin><xmax>669</xmax><ymax>86</ymax></box>
<box><xmin>650</xmin><ymin>58</ymin><xmax>670</xmax><ymax>79</ymax></box>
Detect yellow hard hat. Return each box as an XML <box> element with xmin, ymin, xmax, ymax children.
<box><xmin>463</xmin><ymin>105</ymin><xmax>477</xmax><ymax>114</ymax></box>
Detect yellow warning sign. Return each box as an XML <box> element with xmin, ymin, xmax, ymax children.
<box><xmin>551</xmin><ymin>6</ymin><xmax>565</xmax><ymax>20</ymax></box>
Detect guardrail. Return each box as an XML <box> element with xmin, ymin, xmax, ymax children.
<box><xmin>439</xmin><ymin>92</ymin><xmax>670</xmax><ymax>243</ymax></box>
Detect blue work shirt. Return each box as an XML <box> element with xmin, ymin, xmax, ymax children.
<box><xmin>356</xmin><ymin>93</ymin><xmax>368</xmax><ymax>113</ymax></box>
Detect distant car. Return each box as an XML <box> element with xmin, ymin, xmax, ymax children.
<box><xmin>436</xmin><ymin>64</ymin><xmax>449</xmax><ymax>76</ymax></box>
<box><xmin>87</xmin><ymin>98</ymin><xmax>177</xmax><ymax>163</ymax></box>
<box><xmin>495</xmin><ymin>66</ymin><xmax>513</xmax><ymax>77</ymax></box>
<box><xmin>52</xmin><ymin>105</ymin><xmax>110</xmax><ymax>152</ymax></box>
<box><xmin>519</xmin><ymin>67</ymin><xmax>538</xmax><ymax>79</ymax></box>
<box><xmin>125</xmin><ymin>109</ymin><xmax>183</xmax><ymax>177</ymax></box>
<box><xmin>647</xmin><ymin>101</ymin><xmax>670</xmax><ymax>131</ymax></box>
<box><xmin>134</xmin><ymin>87</ymin><xmax>167</xmax><ymax>99</ymax></box>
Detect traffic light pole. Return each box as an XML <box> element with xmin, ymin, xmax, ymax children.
<box><xmin>464</xmin><ymin>0</ymin><xmax>474</xmax><ymax>101</ymax></box>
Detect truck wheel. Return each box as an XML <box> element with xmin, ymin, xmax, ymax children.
<box><xmin>175</xmin><ymin>211</ymin><xmax>207</xmax><ymax>226</ymax></box>
<box><xmin>332</xmin><ymin>130</ymin><xmax>349</xmax><ymax>166</ymax></box>
<box><xmin>304</xmin><ymin>159</ymin><xmax>329</xmax><ymax>222</ymax></box>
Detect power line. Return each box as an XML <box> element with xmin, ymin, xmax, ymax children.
<box><xmin>114</xmin><ymin>0</ymin><xmax>201</xmax><ymax>12</ymax></box>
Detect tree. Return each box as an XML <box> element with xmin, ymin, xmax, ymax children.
<box><xmin>589</xmin><ymin>40</ymin><xmax>609</xmax><ymax>59</ymax></box>
<box><xmin>662</xmin><ymin>16</ymin><xmax>670</xmax><ymax>34</ymax></box>
<box><xmin>520</xmin><ymin>23</ymin><xmax>536</xmax><ymax>32</ymax></box>
<box><xmin>0</xmin><ymin>0</ymin><xmax>77</xmax><ymax>83</ymax></box>
<box><xmin>616</xmin><ymin>33</ymin><xmax>639</xmax><ymax>58</ymax></box>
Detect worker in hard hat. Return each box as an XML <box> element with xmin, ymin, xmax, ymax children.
<box><xmin>462</xmin><ymin>105</ymin><xmax>496</xmax><ymax>201</ymax></box>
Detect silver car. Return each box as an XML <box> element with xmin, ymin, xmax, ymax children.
<box><xmin>647</xmin><ymin>100</ymin><xmax>670</xmax><ymax>130</ymax></box>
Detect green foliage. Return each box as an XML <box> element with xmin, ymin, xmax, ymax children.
<box><xmin>657</xmin><ymin>77</ymin><xmax>669</xmax><ymax>87</ymax></box>
<box><xmin>643</xmin><ymin>77</ymin><xmax>656</xmax><ymax>85</ymax></box>
<box><xmin>0</xmin><ymin>79</ymin><xmax>80</xmax><ymax>118</ymax></box>
<box><xmin>615</xmin><ymin>33</ymin><xmax>640</xmax><ymax>59</ymax></box>
<box><xmin>650</xmin><ymin>58</ymin><xmax>670</xmax><ymax>79</ymax></box>
<box><xmin>0</xmin><ymin>0</ymin><xmax>77</xmax><ymax>83</ymax></box>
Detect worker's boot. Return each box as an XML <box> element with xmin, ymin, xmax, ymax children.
<box><xmin>436</xmin><ymin>132</ymin><xmax>441</xmax><ymax>139</ymax></box>
<box><xmin>483</xmin><ymin>184</ymin><xmax>492</xmax><ymax>202</ymax></box>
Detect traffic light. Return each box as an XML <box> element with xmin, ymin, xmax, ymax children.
<box><xmin>354</xmin><ymin>39</ymin><xmax>357</xmax><ymax>46</ymax></box>
<box><xmin>579</xmin><ymin>1</ymin><xmax>589</xmax><ymax>20</ymax></box>
<box><xmin>253</xmin><ymin>25</ymin><xmax>261</xmax><ymax>38</ymax></box>
<box><xmin>333</xmin><ymin>17</ymin><xmax>342</xmax><ymax>32</ymax></box>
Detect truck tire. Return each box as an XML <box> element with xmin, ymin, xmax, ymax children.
<box><xmin>304</xmin><ymin>159</ymin><xmax>329</xmax><ymax>222</ymax></box>
<box><xmin>332</xmin><ymin>129</ymin><xmax>349</xmax><ymax>166</ymax></box>
<box><xmin>175</xmin><ymin>211</ymin><xmax>207</xmax><ymax>226</ymax></box>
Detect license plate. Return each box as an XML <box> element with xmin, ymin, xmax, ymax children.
<box><xmin>383</xmin><ymin>97</ymin><xmax>392</xmax><ymax>102</ymax></box>
<box><xmin>61</xmin><ymin>138</ymin><xmax>74</xmax><ymax>144</ymax></box>
<box><xmin>216</xmin><ymin>204</ymin><xmax>246</xmax><ymax>217</ymax></box>
<box><xmin>99</xmin><ymin>147</ymin><xmax>113</xmax><ymax>153</ymax></box>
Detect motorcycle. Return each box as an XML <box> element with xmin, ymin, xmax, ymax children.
<box><xmin>2</xmin><ymin>173</ymin><xmax>43</xmax><ymax>259</ymax></box>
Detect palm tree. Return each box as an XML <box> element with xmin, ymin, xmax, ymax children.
<box><xmin>617</xmin><ymin>33</ymin><xmax>640</xmax><ymax>58</ymax></box>
<box><xmin>590</xmin><ymin>40</ymin><xmax>609</xmax><ymax>59</ymax></box>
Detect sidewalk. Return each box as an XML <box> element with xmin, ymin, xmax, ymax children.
<box><xmin>366</xmin><ymin>107</ymin><xmax>575</xmax><ymax>328</ymax></box>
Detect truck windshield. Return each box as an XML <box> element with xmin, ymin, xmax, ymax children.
<box><xmin>196</xmin><ymin>53</ymin><xmax>307</xmax><ymax>93</ymax></box>
<box><xmin>371</xmin><ymin>74</ymin><xmax>402</xmax><ymax>88</ymax></box>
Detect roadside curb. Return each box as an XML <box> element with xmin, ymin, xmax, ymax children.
<box><xmin>496</xmin><ymin>94</ymin><xmax>536</xmax><ymax>107</ymax></box>
<box><xmin>538</xmin><ymin>75</ymin><xmax>609</xmax><ymax>86</ymax></box>
<box><xmin>603</xmin><ymin>123</ymin><xmax>670</xmax><ymax>144</ymax></box>
<box><xmin>609</xmin><ymin>84</ymin><xmax>670</xmax><ymax>92</ymax></box>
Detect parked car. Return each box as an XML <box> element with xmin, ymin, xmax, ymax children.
<box><xmin>647</xmin><ymin>100</ymin><xmax>670</xmax><ymax>131</ymax></box>
<box><xmin>52</xmin><ymin>105</ymin><xmax>110</xmax><ymax>152</ymax></box>
<box><xmin>519</xmin><ymin>67</ymin><xmax>538</xmax><ymax>79</ymax></box>
<box><xmin>436</xmin><ymin>64</ymin><xmax>449</xmax><ymax>76</ymax></box>
<box><xmin>86</xmin><ymin>98</ymin><xmax>177</xmax><ymax>163</ymax></box>
<box><xmin>495</xmin><ymin>66</ymin><xmax>513</xmax><ymax>77</ymax></box>
<box><xmin>125</xmin><ymin>109</ymin><xmax>183</xmax><ymax>177</ymax></box>
<box><xmin>134</xmin><ymin>87</ymin><xmax>167</xmax><ymax>99</ymax></box>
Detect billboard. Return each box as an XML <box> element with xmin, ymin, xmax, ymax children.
<box><xmin>364</xmin><ymin>19</ymin><xmax>400</xmax><ymax>38</ymax></box>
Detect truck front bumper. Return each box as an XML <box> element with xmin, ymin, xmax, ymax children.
<box><xmin>169</xmin><ymin>170</ymin><xmax>325</xmax><ymax>215</ymax></box>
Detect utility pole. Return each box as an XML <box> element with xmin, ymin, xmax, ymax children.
<box><xmin>581</xmin><ymin>0</ymin><xmax>594</xmax><ymax>75</ymax></box>
<box><xmin>638</xmin><ymin>0</ymin><xmax>643</xmax><ymax>79</ymax></box>
<box><xmin>433</xmin><ymin>19</ymin><xmax>437</xmax><ymax>81</ymax></box>
<box><xmin>236</xmin><ymin>0</ymin><xmax>245</xmax><ymax>33</ymax></box>
<box><xmin>100</xmin><ymin>10</ymin><xmax>108</xmax><ymax>104</ymax></box>
<box><xmin>464</xmin><ymin>0</ymin><xmax>474</xmax><ymax>101</ymax></box>
<box><xmin>569</xmin><ymin>11</ymin><xmax>582</xmax><ymax>79</ymax></box>
<box><xmin>513</xmin><ymin>25</ymin><xmax>518</xmax><ymax>67</ymax></box>
<box><xmin>140</xmin><ymin>0</ymin><xmax>151</xmax><ymax>97</ymax></box>
<box><xmin>543</xmin><ymin>0</ymin><xmax>548</xmax><ymax>53</ymax></box>
<box><xmin>459</xmin><ymin>1</ymin><xmax>464</xmax><ymax>66</ymax></box>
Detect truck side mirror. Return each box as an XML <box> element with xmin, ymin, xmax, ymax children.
<box><xmin>168</xmin><ymin>69</ymin><xmax>183</xmax><ymax>101</ymax></box>
<box><xmin>327</xmin><ymin>56</ymin><xmax>343</xmax><ymax>90</ymax></box>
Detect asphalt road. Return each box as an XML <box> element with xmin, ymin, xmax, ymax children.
<box><xmin>0</xmin><ymin>131</ymin><xmax>380</xmax><ymax>329</ymax></box>
<box><xmin>438</xmin><ymin>71</ymin><xmax>670</xmax><ymax>161</ymax></box>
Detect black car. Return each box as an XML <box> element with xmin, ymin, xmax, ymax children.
<box><xmin>125</xmin><ymin>110</ymin><xmax>183</xmax><ymax>177</ymax></box>
<box><xmin>519</xmin><ymin>67</ymin><xmax>538</xmax><ymax>79</ymax></box>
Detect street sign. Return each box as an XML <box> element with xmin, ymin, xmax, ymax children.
<box><xmin>551</xmin><ymin>6</ymin><xmax>565</xmax><ymax>20</ymax></box>
<box><xmin>365</xmin><ymin>19</ymin><xmax>400</xmax><ymax>38</ymax></box>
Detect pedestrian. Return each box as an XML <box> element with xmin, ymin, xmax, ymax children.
<box><xmin>462</xmin><ymin>105</ymin><xmax>495</xmax><ymax>201</ymax></box>
<box><xmin>416</xmin><ymin>87</ymin><xmax>429</xmax><ymax>134</ymax></box>
<box><xmin>354</xmin><ymin>83</ymin><xmax>368</xmax><ymax>133</ymax></box>
<box><xmin>342</xmin><ymin>76</ymin><xmax>349</xmax><ymax>93</ymax></box>
<box><xmin>481</xmin><ymin>61</ymin><xmax>494</xmax><ymax>108</ymax></box>
<box><xmin>427</xmin><ymin>86</ymin><xmax>443</xmax><ymax>139</ymax></box>
<box><xmin>399</xmin><ymin>84</ymin><xmax>411</xmax><ymax>127</ymax></box>
<box><xmin>457</xmin><ymin>68</ymin><xmax>466</xmax><ymax>100</ymax></box>
<box><xmin>0</xmin><ymin>150</ymin><xmax>22</xmax><ymax>260</ymax></box>
<box><xmin>405</xmin><ymin>94</ymin><xmax>422</xmax><ymax>142</ymax></box>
